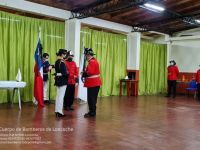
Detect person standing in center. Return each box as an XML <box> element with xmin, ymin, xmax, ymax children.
<box><xmin>82</xmin><ymin>48</ymin><xmax>102</xmax><ymax>118</ymax></box>
<box><xmin>166</xmin><ymin>60</ymin><xmax>179</xmax><ymax>98</ymax></box>
<box><xmin>54</xmin><ymin>49</ymin><xmax>68</xmax><ymax>117</ymax></box>
<box><xmin>64</xmin><ymin>50</ymin><xmax>78</xmax><ymax>111</ymax></box>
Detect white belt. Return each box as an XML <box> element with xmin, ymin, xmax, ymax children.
<box><xmin>87</xmin><ymin>74</ymin><xmax>100</xmax><ymax>79</ymax></box>
<box><xmin>56</xmin><ymin>73</ymin><xmax>62</xmax><ymax>76</ymax></box>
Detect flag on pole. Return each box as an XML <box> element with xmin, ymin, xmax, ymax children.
<box><xmin>33</xmin><ymin>36</ymin><xmax>44</xmax><ymax>107</ymax></box>
<box><xmin>78</xmin><ymin>52</ymin><xmax>87</xmax><ymax>102</ymax></box>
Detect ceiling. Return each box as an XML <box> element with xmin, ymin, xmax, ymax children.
<box><xmin>23</xmin><ymin>0</ymin><xmax>200</xmax><ymax>35</ymax></box>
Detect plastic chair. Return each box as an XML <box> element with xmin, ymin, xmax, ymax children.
<box><xmin>186</xmin><ymin>80</ymin><xmax>197</xmax><ymax>98</ymax></box>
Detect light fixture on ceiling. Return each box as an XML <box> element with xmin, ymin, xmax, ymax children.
<box><xmin>195</xmin><ymin>19</ymin><xmax>200</xmax><ymax>24</ymax></box>
<box><xmin>141</xmin><ymin>3</ymin><xmax>165</xmax><ymax>12</ymax></box>
<box><xmin>183</xmin><ymin>18</ymin><xmax>200</xmax><ymax>25</ymax></box>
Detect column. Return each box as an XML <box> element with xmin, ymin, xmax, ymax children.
<box><xmin>127</xmin><ymin>32</ymin><xmax>141</xmax><ymax>96</ymax></box>
<box><xmin>127</xmin><ymin>32</ymin><xmax>141</xmax><ymax>70</ymax></box>
<box><xmin>65</xmin><ymin>19</ymin><xmax>81</xmax><ymax>66</ymax></box>
<box><xmin>127</xmin><ymin>32</ymin><xmax>141</xmax><ymax>80</ymax></box>
<box><xmin>165</xmin><ymin>34</ymin><xmax>172</xmax><ymax>64</ymax></box>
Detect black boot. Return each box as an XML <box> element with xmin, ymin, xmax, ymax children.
<box><xmin>165</xmin><ymin>95</ymin><xmax>170</xmax><ymax>97</ymax></box>
<box><xmin>84</xmin><ymin>112</ymin><xmax>96</xmax><ymax>118</ymax></box>
<box><xmin>55</xmin><ymin>112</ymin><xmax>66</xmax><ymax>118</ymax></box>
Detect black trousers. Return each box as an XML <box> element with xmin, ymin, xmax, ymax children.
<box><xmin>197</xmin><ymin>84</ymin><xmax>200</xmax><ymax>100</ymax></box>
<box><xmin>64</xmin><ymin>84</ymin><xmax>75</xmax><ymax>108</ymax></box>
<box><xmin>87</xmin><ymin>86</ymin><xmax>100</xmax><ymax>115</ymax></box>
<box><xmin>167</xmin><ymin>80</ymin><xmax>177</xmax><ymax>97</ymax></box>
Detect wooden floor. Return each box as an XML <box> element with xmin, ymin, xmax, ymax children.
<box><xmin>0</xmin><ymin>95</ymin><xmax>200</xmax><ymax>150</ymax></box>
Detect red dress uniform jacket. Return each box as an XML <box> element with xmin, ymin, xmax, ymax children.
<box><xmin>196</xmin><ymin>69</ymin><xmax>200</xmax><ymax>84</ymax></box>
<box><xmin>65</xmin><ymin>60</ymin><xmax>78</xmax><ymax>84</ymax></box>
<box><xmin>167</xmin><ymin>65</ymin><xmax>179</xmax><ymax>80</ymax></box>
<box><xmin>84</xmin><ymin>57</ymin><xmax>102</xmax><ymax>88</ymax></box>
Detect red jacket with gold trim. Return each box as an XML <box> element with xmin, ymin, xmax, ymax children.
<box><xmin>84</xmin><ymin>57</ymin><xmax>102</xmax><ymax>88</ymax></box>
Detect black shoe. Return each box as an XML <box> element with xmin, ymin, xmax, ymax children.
<box><xmin>84</xmin><ymin>112</ymin><xmax>96</xmax><ymax>118</ymax></box>
<box><xmin>64</xmin><ymin>107</ymin><xmax>74</xmax><ymax>111</ymax></box>
<box><xmin>165</xmin><ymin>95</ymin><xmax>170</xmax><ymax>97</ymax></box>
<box><xmin>44</xmin><ymin>100</ymin><xmax>50</xmax><ymax>104</ymax></box>
<box><xmin>55</xmin><ymin>112</ymin><xmax>66</xmax><ymax>118</ymax></box>
<box><xmin>69</xmin><ymin>107</ymin><xmax>74</xmax><ymax>111</ymax></box>
<box><xmin>64</xmin><ymin>107</ymin><xmax>70</xmax><ymax>111</ymax></box>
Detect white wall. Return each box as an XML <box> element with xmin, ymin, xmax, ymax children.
<box><xmin>154</xmin><ymin>34</ymin><xmax>200</xmax><ymax>73</ymax></box>
<box><xmin>80</xmin><ymin>17</ymin><xmax>132</xmax><ymax>33</ymax></box>
<box><xmin>153</xmin><ymin>36</ymin><xmax>167</xmax><ymax>44</ymax></box>
<box><xmin>171</xmin><ymin>44</ymin><xmax>200</xmax><ymax>72</ymax></box>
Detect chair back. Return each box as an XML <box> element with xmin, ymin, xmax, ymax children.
<box><xmin>189</xmin><ymin>80</ymin><xmax>197</xmax><ymax>88</ymax></box>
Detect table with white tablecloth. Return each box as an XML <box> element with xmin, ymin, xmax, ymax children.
<box><xmin>0</xmin><ymin>81</ymin><xmax>26</xmax><ymax>110</ymax></box>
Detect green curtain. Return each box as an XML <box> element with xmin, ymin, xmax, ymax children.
<box><xmin>0</xmin><ymin>11</ymin><xmax>65</xmax><ymax>103</ymax></box>
<box><xmin>139</xmin><ymin>40</ymin><xmax>167</xmax><ymax>95</ymax></box>
<box><xmin>80</xmin><ymin>27</ymin><xmax>127</xmax><ymax>96</ymax></box>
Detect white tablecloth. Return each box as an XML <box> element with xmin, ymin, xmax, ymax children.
<box><xmin>0</xmin><ymin>81</ymin><xmax>26</xmax><ymax>109</ymax></box>
<box><xmin>0</xmin><ymin>81</ymin><xmax>26</xmax><ymax>89</ymax></box>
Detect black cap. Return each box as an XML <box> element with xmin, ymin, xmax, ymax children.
<box><xmin>169</xmin><ymin>60</ymin><xmax>176</xmax><ymax>65</ymax></box>
<box><xmin>56</xmin><ymin>49</ymin><xmax>67</xmax><ymax>56</ymax></box>
<box><xmin>42</xmin><ymin>53</ymin><xmax>49</xmax><ymax>58</ymax></box>
<box><xmin>84</xmin><ymin>48</ymin><xmax>95</xmax><ymax>56</ymax></box>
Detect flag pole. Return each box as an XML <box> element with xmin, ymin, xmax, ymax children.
<box><xmin>77</xmin><ymin>41</ymin><xmax>87</xmax><ymax>104</ymax></box>
<box><xmin>32</xmin><ymin>27</ymin><xmax>45</xmax><ymax>107</ymax></box>
<box><xmin>39</xmin><ymin>27</ymin><xmax>42</xmax><ymax>38</ymax></box>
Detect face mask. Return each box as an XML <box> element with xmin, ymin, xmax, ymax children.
<box><xmin>170</xmin><ymin>62</ymin><xmax>174</xmax><ymax>66</ymax></box>
<box><xmin>68</xmin><ymin>58</ymin><xmax>73</xmax><ymax>62</ymax></box>
<box><xmin>45</xmin><ymin>58</ymin><xmax>49</xmax><ymax>61</ymax></box>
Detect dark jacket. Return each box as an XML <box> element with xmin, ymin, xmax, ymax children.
<box><xmin>54</xmin><ymin>59</ymin><xmax>68</xmax><ymax>86</ymax></box>
<box><xmin>43</xmin><ymin>60</ymin><xmax>50</xmax><ymax>81</ymax></box>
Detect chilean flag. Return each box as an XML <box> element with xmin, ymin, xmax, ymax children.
<box><xmin>33</xmin><ymin>37</ymin><xmax>44</xmax><ymax>107</ymax></box>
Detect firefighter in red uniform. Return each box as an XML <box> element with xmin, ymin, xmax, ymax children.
<box><xmin>82</xmin><ymin>48</ymin><xmax>102</xmax><ymax>118</ymax></box>
<box><xmin>64</xmin><ymin>50</ymin><xmax>78</xmax><ymax>110</ymax></box>
<box><xmin>166</xmin><ymin>60</ymin><xmax>179</xmax><ymax>98</ymax></box>
<box><xmin>196</xmin><ymin>65</ymin><xmax>200</xmax><ymax>100</ymax></box>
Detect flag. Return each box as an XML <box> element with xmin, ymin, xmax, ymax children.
<box><xmin>33</xmin><ymin>37</ymin><xmax>44</xmax><ymax>107</ymax></box>
<box><xmin>78</xmin><ymin>52</ymin><xmax>87</xmax><ymax>102</ymax></box>
<box><xmin>16</xmin><ymin>68</ymin><xmax>22</xmax><ymax>82</ymax></box>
